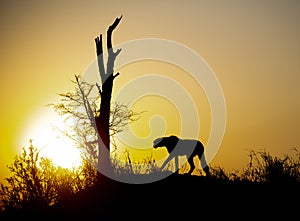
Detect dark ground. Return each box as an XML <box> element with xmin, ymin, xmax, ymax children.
<box><xmin>1</xmin><ymin>173</ymin><xmax>299</xmax><ymax>220</ymax></box>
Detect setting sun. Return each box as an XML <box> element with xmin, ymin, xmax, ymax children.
<box><xmin>19</xmin><ymin>107</ymin><xmax>82</xmax><ymax>169</ymax></box>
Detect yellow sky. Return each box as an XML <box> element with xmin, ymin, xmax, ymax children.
<box><xmin>1</xmin><ymin>0</ymin><xmax>300</xmax><ymax>180</ymax></box>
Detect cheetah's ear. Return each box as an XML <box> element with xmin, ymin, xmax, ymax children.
<box><xmin>168</xmin><ymin>135</ymin><xmax>179</xmax><ymax>145</ymax></box>
<box><xmin>169</xmin><ymin>135</ymin><xmax>179</xmax><ymax>141</ymax></box>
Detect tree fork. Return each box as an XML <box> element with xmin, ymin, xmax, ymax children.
<box><xmin>94</xmin><ymin>15</ymin><xmax>122</xmax><ymax>165</ymax></box>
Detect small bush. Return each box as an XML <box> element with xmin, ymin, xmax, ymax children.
<box><xmin>0</xmin><ymin>141</ymin><xmax>96</xmax><ymax>214</ymax></box>
<box><xmin>241</xmin><ymin>148</ymin><xmax>300</xmax><ymax>183</ymax></box>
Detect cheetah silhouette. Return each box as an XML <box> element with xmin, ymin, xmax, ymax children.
<box><xmin>153</xmin><ymin>135</ymin><xmax>210</xmax><ymax>176</ymax></box>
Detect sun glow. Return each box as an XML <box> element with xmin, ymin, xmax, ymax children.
<box><xmin>20</xmin><ymin>108</ymin><xmax>82</xmax><ymax>169</ymax></box>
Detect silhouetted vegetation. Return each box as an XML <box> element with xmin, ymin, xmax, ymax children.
<box><xmin>0</xmin><ymin>141</ymin><xmax>96</xmax><ymax>219</ymax></box>
<box><xmin>242</xmin><ymin>148</ymin><xmax>300</xmax><ymax>183</ymax></box>
<box><xmin>208</xmin><ymin>148</ymin><xmax>300</xmax><ymax>184</ymax></box>
<box><xmin>111</xmin><ymin>151</ymin><xmax>159</xmax><ymax>176</ymax></box>
<box><xmin>49</xmin><ymin>75</ymin><xmax>142</xmax><ymax>171</ymax></box>
<box><xmin>1</xmin><ymin>145</ymin><xmax>299</xmax><ymax>219</ymax></box>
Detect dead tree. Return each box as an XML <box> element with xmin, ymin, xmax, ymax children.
<box><xmin>94</xmin><ymin>15</ymin><xmax>122</xmax><ymax>172</ymax></box>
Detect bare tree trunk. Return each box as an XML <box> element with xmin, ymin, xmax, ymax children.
<box><xmin>94</xmin><ymin>16</ymin><xmax>122</xmax><ymax>174</ymax></box>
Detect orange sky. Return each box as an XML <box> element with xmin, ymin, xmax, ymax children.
<box><xmin>1</xmin><ymin>0</ymin><xmax>300</xmax><ymax>181</ymax></box>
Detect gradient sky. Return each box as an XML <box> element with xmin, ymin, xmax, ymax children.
<box><xmin>1</xmin><ymin>0</ymin><xmax>300</xmax><ymax>180</ymax></box>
